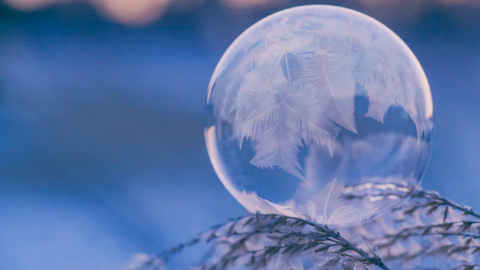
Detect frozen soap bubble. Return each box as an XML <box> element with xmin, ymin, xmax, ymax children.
<box><xmin>205</xmin><ymin>5</ymin><xmax>433</xmax><ymax>226</ymax></box>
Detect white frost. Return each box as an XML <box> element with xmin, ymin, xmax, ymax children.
<box><xmin>220</xmin><ymin>13</ymin><xmax>432</xmax><ymax>179</ymax></box>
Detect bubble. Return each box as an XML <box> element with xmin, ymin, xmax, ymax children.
<box><xmin>205</xmin><ymin>5</ymin><xmax>433</xmax><ymax>226</ymax></box>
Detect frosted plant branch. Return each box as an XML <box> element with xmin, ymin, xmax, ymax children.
<box><xmin>133</xmin><ymin>214</ymin><xmax>389</xmax><ymax>270</ymax></box>
<box><xmin>409</xmin><ymin>189</ymin><xmax>480</xmax><ymax>220</ymax></box>
<box><xmin>131</xmin><ymin>185</ymin><xmax>480</xmax><ymax>270</ymax></box>
<box><xmin>214</xmin><ymin>215</ymin><xmax>391</xmax><ymax>270</ymax></box>
<box><xmin>349</xmin><ymin>184</ymin><xmax>480</xmax><ymax>269</ymax></box>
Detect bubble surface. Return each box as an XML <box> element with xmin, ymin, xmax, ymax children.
<box><xmin>205</xmin><ymin>5</ymin><xmax>433</xmax><ymax>226</ymax></box>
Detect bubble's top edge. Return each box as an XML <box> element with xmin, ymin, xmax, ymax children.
<box><xmin>206</xmin><ymin>4</ymin><xmax>433</xmax><ymax>119</ymax></box>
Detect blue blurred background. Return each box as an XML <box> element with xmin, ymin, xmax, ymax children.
<box><xmin>0</xmin><ymin>0</ymin><xmax>479</xmax><ymax>269</ymax></box>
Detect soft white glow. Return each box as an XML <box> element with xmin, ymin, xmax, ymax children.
<box><xmin>2</xmin><ymin>0</ymin><xmax>479</xmax><ymax>25</ymax></box>
<box><xmin>94</xmin><ymin>0</ymin><xmax>171</xmax><ymax>25</ymax></box>
<box><xmin>221</xmin><ymin>0</ymin><xmax>287</xmax><ymax>9</ymax></box>
<box><xmin>3</xmin><ymin>0</ymin><xmax>56</xmax><ymax>10</ymax></box>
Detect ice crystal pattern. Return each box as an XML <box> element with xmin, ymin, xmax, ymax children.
<box><xmin>232</xmin><ymin>178</ymin><xmax>376</xmax><ymax>226</ymax></box>
<box><xmin>210</xmin><ymin>7</ymin><xmax>432</xmax><ymax>179</ymax></box>
<box><xmin>298</xmin><ymin>179</ymin><xmax>376</xmax><ymax>225</ymax></box>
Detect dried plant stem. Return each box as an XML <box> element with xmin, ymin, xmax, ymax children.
<box><xmin>261</xmin><ymin>215</ymin><xmax>390</xmax><ymax>270</ymax></box>
<box><xmin>142</xmin><ymin>213</ymin><xmax>390</xmax><ymax>270</ymax></box>
<box><xmin>412</xmin><ymin>190</ymin><xmax>480</xmax><ymax>219</ymax></box>
<box><xmin>134</xmin><ymin>185</ymin><xmax>480</xmax><ymax>270</ymax></box>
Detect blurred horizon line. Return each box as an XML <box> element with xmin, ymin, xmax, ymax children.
<box><xmin>1</xmin><ymin>0</ymin><xmax>479</xmax><ymax>26</ymax></box>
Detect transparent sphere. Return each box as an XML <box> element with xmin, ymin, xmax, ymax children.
<box><xmin>205</xmin><ymin>5</ymin><xmax>433</xmax><ymax>226</ymax></box>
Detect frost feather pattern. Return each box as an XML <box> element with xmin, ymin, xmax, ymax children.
<box><xmin>216</xmin><ymin>13</ymin><xmax>431</xmax><ymax>179</ymax></box>
<box><xmin>299</xmin><ymin>178</ymin><xmax>376</xmax><ymax>225</ymax></box>
<box><xmin>228</xmin><ymin>178</ymin><xmax>376</xmax><ymax>226</ymax></box>
<box><xmin>234</xmin><ymin>67</ymin><xmax>340</xmax><ymax>179</ymax></box>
